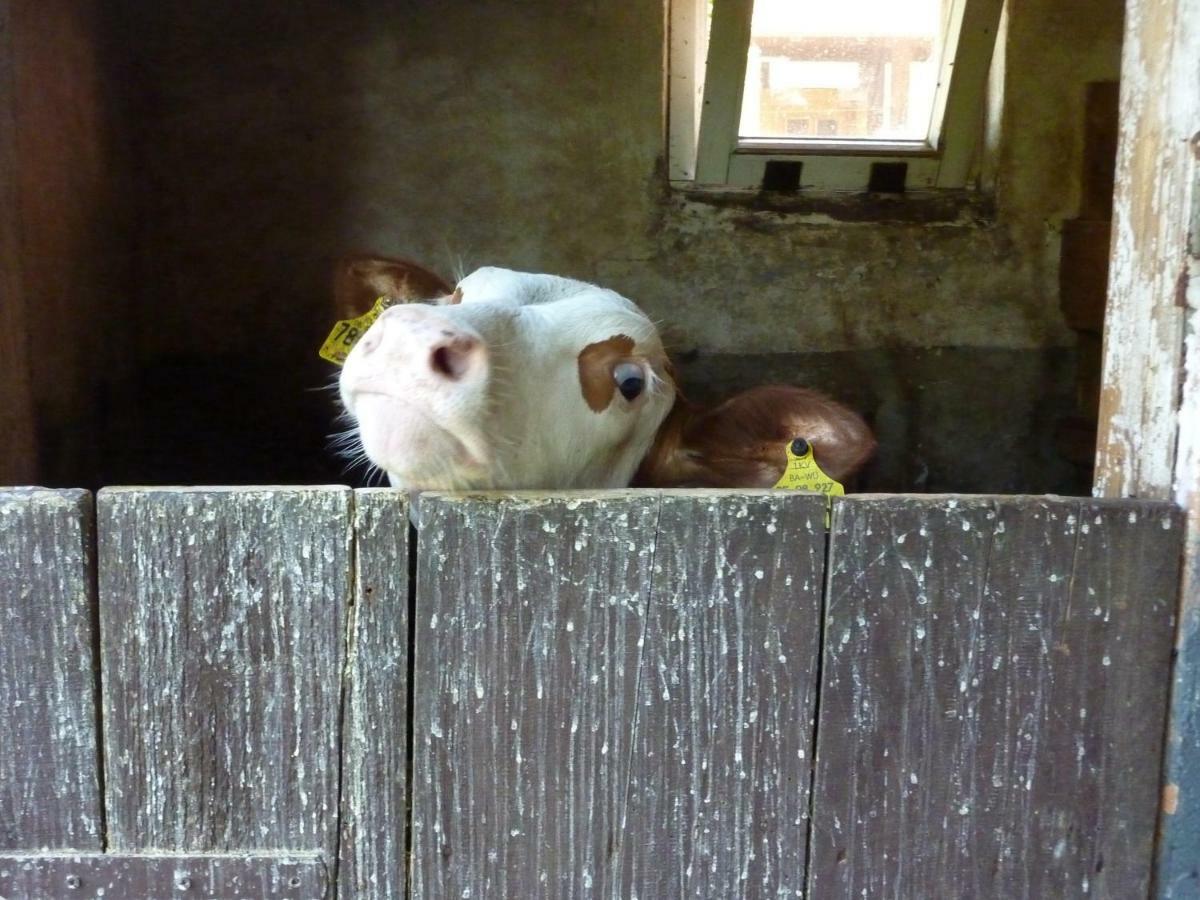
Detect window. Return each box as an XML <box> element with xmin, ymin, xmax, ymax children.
<box><xmin>669</xmin><ymin>0</ymin><xmax>1004</xmax><ymax>191</ymax></box>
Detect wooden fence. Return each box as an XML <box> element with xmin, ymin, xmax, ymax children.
<box><xmin>0</xmin><ymin>487</ymin><xmax>1185</xmax><ymax>899</ymax></box>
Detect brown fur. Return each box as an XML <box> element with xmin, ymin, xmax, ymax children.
<box><xmin>576</xmin><ymin>334</ymin><xmax>636</xmax><ymax>412</ymax></box>
<box><xmin>634</xmin><ymin>384</ymin><xmax>875</xmax><ymax>488</ymax></box>
<box><xmin>333</xmin><ymin>255</ymin><xmax>455</xmax><ymax>318</ymax></box>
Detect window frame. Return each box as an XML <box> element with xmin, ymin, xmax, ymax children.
<box><xmin>669</xmin><ymin>0</ymin><xmax>1005</xmax><ymax>191</ymax></box>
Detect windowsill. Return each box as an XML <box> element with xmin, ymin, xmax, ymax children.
<box><xmin>671</xmin><ymin>185</ymin><xmax>996</xmax><ymax>225</ymax></box>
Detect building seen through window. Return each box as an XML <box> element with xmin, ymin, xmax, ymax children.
<box><xmin>738</xmin><ymin>0</ymin><xmax>951</xmax><ymax>142</ymax></box>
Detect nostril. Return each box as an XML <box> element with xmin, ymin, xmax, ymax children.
<box><xmin>430</xmin><ymin>336</ymin><xmax>481</xmax><ymax>380</ymax></box>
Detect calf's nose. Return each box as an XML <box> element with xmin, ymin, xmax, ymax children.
<box><xmin>357</xmin><ymin>305</ymin><xmax>486</xmax><ymax>382</ymax></box>
<box><xmin>429</xmin><ymin>334</ymin><xmax>482</xmax><ymax>381</ymax></box>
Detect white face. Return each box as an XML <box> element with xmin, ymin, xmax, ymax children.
<box><xmin>338</xmin><ymin>267</ymin><xmax>676</xmax><ymax>490</ymax></box>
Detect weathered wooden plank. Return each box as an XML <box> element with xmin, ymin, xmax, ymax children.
<box><xmin>1149</xmin><ymin>8</ymin><xmax>1200</xmax><ymax>893</ymax></box>
<box><xmin>1161</xmin><ymin>588</ymin><xmax>1200</xmax><ymax>898</ymax></box>
<box><xmin>809</xmin><ymin>496</ymin><xmax>1181</xmax><ymax>899</ymax></box>
<box><xmin>1094</xmin><ymin>0</ymin><xmax>1199</xmax><ymax>499</ymax></box>
<box><xmin>96</xmin><ymin>487</ymin><xmax>352</xmax><ymax>855</ymax></box>
<box><xmin>411</xmin><ymin>490</ymin><xmax>827</xmax><ymax>898</ymax></box>
<box><xmin>0</xmin><ymin>488</ymin><xmax>102</xmax><ymax>850</ymax></box>
<box><xmin>620</xmin><ymin>491</ymin><xmax>826</xmax><ymax>899</ymax></box>
<box><xmin>1091</xmin><ymin>0</ymin><xmax>1200</xmax><ymax>892</ymax></box>
<box><xmin>0</xmin><ymin>852</ymin><xmax>326</xmax><ymax>898</ymax></box>
<box><xmin>339</xmin><ymin>489</ymin><xmax>410</xmax><ymax>900</ymax></box>
<box><xmin>694</xmin><ymin>0</ymin><xmax>753</xmax><ymax>183</ymax></box>
<box><xmin>410</xmin><ymin>491</ymin><xmax>660</xmax><ymax>899</ymax></box>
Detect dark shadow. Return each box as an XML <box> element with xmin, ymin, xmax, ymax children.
<box><xmin>92</xmin><ymin>0</ymin><xmax>369</xmax><ymax>488</ymax></box>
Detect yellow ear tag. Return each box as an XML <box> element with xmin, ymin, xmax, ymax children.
<box><xmin>773</xmin><ymin>439</ymin><xmax>844</xmax><ymax>495</ymax></box>
<box><xmin>318</xmin><ymin>297</ymin><xmax>390</xmax><ymax>365</ymax></box>
<box><xmin>774</xmin><ymin>438</ymin><xmax>843</xmax><ymax>526</ymax></box>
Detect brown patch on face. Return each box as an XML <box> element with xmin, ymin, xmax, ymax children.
<box><xmin>577</xmin><ymin>334</ymin><xmax>636</xmax><ymax>412</ymax></box>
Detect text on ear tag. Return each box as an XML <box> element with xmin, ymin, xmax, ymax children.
<box><xmin>773</xmin><ymin>438</ymin><xmax>845</xmax><ymax>496</ymax></box>
<box><xmin>774</xmin><ymin>438</ymin><xmax>843</xmax><ymax>528</ymax></box>
<box><xmin>318</xmin><ymin>296</ymin><xmax>390</xmax><ymax>365</ymax></box>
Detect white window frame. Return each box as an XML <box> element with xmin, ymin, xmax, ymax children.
<box><xmin>669</xmin><ymin>0</ymin><xmax>1005</xmax><ymax>191</ymax></box>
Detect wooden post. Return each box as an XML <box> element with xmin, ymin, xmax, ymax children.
<box><xmin>1094</xmin><ymin>0</ymin><xmax>1200</xmax><ymax>893</ymax></box>
<box><xmin>1095</xmin><ymin>0</ymin><xmax>1199</xmax><ymax>500</ymax></box>
<box><xmin>0</xmin><ymin>0</ymin><xmax>135</xmax><ymax>486</ymax></box>
<box><xmin>0</xmin><ymin>1</ymin><xmax>38</xmax><ymax>485</ymax></box>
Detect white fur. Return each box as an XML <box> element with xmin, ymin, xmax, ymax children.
<box><xmin>339</xmin><ymin>267</ymin><xmax>675</xmax><ymax>490</ymax></box>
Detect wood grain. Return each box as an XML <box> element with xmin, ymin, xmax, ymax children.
<box><xmin>1090</xmin><ymin>2</ymin><xmax>1199</xmax><ymax>894</ymax></box>
<box><xmin>620</xmin><ymin>491</ymin><xmax>825</xmax><ymax>898</ymax></box>
<box><xmin>339</xmin><ymin>489</ymin><xmax>411</xmax><ymax>900</ymax></box>
<box><xmin>1161</xmin><ymin>584</ymin><xmax>1200</xmax><ymax>898</ymax></box>
<box><xmin>0</xmin><ymin>852</ymin><xmax>326</xmax><ymax>898</ymax></box>
<box><xmin>411</xmin><ymin>491</ymin><xmax>659</xmax><ymax>899</ymax></box>
<box><xmin>1094</xmin><ymin>0</ymin><xmax>1198</xmax><ymax>498</ymax></box>
<box><xmin>96</xmin><ymin>487</ymin><xmax>352</xmax><ymax>855</ymax></box>
<box><xmin>410</xmin><ymin>490</ymin><xmax>826</xmax><ymax>899</ymax></box>
<box><xmin>809</xmin><ymin>495</ymin><xmax>1181</xmax><ymax>899</ymax></box>
<box><xmin>0</xmin><ymin>488</ymin><xmax>102</xmax><ymax>850</ymax></box>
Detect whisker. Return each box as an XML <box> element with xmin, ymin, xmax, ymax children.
<box><xmin>441</xmin><ymin>243</ymin><xmax>474</xmax><ymax>287</ymax></box>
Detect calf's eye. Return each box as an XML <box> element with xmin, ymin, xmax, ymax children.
<box><xmin>613</xmin><ymin>362</ymin><xmax>645</xmax><ymax>401</ymax></box>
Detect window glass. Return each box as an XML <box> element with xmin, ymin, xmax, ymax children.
<box><xmin>738</xmin><ymin>0</ymin><xmax>953</xmax><ymax>142</ymax></box>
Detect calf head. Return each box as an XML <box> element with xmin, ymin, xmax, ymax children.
<box><xmin>337</xmin><ymin>259</ymin><xmax>677</xmax><ymax>489</ymax></box>
<box><xmin>335</xmin><ymin>256</ymin><xmax>875</xmax><ymax>490</ymax></box>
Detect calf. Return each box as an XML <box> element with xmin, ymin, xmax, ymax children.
<box><xmin>334</xmin><ymin>256</ymin><xmax>875</xmax><ymax>491</ymax></box>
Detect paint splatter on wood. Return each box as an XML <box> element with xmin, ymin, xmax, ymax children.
<box><xmin>1094</xmin><ymin>0</ymin><xmax>1199</xmax><ymax>501</ymax></box>
<box><xmin>0</xmin><ymin>488</ymin><xmax>102</xmax><ymax>851</ymax></box>
<box><xmin>0</xmin><ymin>851</ymin><xmax>325</xmax><ymax>897</ymax></box>
<box><xmin>96</xmin><ymin>487</ymin><xmax>352</xmax><ymax>855</ymax></box>
<box><xmin>411</xmin><ymin>491</ymin><xmax>659</xmax><ymax>898</ymax></box>
<box><xmin>0</xmin><ymin>486</ymin><xmax>1185</xmax><ymax>898</ymax></box>
<box><xmin>620</xmin><ymin>491</ymin><xmax>824</xmax><ymax>898</ymax></box>
<box><xmin>410</xmin><ymin>489</ymin><xmax>825</xmax><ymax>899</ymax></box>
<box><xmin>339</xmin><ymin>489</ymin><xmax>411</xmax><ymax>899</ymax></box>
<box><xmin>809</xmin><ymin>495</ymin><xmax>1181</xmax><ymax>899</ymax></box>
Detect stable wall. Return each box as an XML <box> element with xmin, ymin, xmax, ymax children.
<box><xmin>9</xmin><ymin>0</ymin><xmax>1127</xmax><ymax>491</ymax></box>
<box><xmin>1</xmin><ymin>0</ymin><xmax>133</xmax><ymax>487</ymax></box>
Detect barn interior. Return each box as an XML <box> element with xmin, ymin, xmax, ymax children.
<box><xmin>1</xmin><ymin>0</ymin><xmax>1124</xmax><ymax>493</ymax></box>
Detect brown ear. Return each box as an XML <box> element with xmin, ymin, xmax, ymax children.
<box><xmin>635</xmin><ymin>385</ymin><xmax>875</xmax><ymax>488</ymax></box>
<box><xmin>333</xmin><ymin>254</ymin><xmax>456</xmax><ymax>318</ymax></box>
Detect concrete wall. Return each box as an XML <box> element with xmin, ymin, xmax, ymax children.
<box><xmin>96</xmin><ymin>0</ymin><xmax>1125</xmax><ymax>491</ymax></box>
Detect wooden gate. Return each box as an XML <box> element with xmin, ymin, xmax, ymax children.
<box><xmin>0</xmin><ymin>487</ymin><xmax>1184</xmax><ymax>898</ymax></box>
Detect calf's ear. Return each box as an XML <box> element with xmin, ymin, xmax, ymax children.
<box><xmin>636</xmin><ymin>385</ymin><xmax>875</xmax><ymax>488</ymax></box>
<box><xmin>334</xmin><ymin>255</ymin><xmax>457</xmax><ymax>318</ymax></box>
